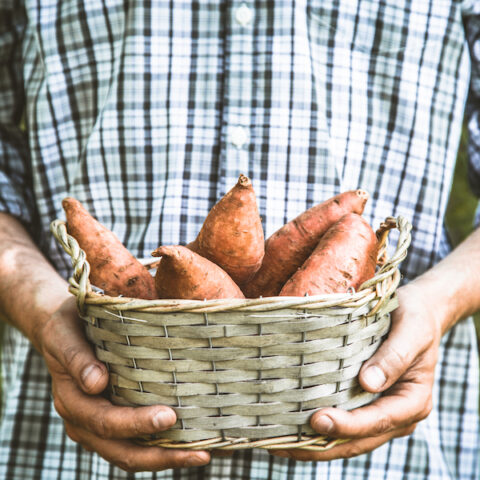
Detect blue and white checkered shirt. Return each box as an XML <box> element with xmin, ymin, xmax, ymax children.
<box><xmin>1</xmin><ymin>0</ymin><xmax>479</xmax><ymax>478</ymax></box>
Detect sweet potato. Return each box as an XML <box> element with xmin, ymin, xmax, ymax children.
<box><xmin>279</xmin><ymin>213</ymin><xmax>378</xmax><ymax>296</ymax></box>
<box><xmin>187</xmin><ymin>174</ymin><xmax>264</xmax><ymax>286</ymax></box>
<box><xmin>243</xmin><ymin>189</ymin><xmax>369</xmax><ymax>298</ymax></box>
<box><xmin>152</xmin><ymin>245</ymin><xmax>245</xmax><ymax>300</ymax></box>
<box><xmin>62</xmin><ymin>197</ymin><xmax>157</xmax><ymax>299</ymax></box>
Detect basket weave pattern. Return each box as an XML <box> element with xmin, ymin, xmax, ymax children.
<box><xmin>51</xmin><ymin>216</ymin><xmax>411</xmax><ymax>451</ymax></box>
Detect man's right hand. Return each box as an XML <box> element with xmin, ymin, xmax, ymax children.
<box><xmin>39</xmin><ymin>296</ymin><xmax>211</xmax><ymax>473</ymax></box>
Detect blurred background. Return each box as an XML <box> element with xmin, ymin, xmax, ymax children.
<box><xmin>445</xmin><ymin>127</ymin><xmax>480</xmax><ymax>347</ymax></box>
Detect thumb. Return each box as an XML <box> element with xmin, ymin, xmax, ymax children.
<box><xmin>359</xmin><ymin>317</ymin><xmax>418</xmax><ymax>393</ymax></box>
<box><xmin>43</xmin><ymin>297</ymin><xmax>109</xmax><ymax>395</ymax></box>
<box><xmin>63</xmin><ymin>341</ymin><xmax>109</xmax><ymax>395</ymax></box>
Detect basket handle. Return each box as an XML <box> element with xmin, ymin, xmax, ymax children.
<box><xmin>375</xmin><ymin>217</ymin><xmax>397</xmax><ymax>265</ymax></box>
<box><xmin>50</xmin><ymin>219</ymin><xmax>92</xmax><ymax>314</ymax></box>
<box><xmin>359</xmin><ymin>216</ymin><xmax>412</xmax><ymax>315</ymax></box>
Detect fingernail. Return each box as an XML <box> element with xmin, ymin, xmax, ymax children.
<box><xmin>313</xmin><ymin>414</ymin><xmax>334</xmax><ymax>434</ymax></box>
<box><xmin>81</xmin><ymin>364</ymin><xmax>102</xmax><ymax>390</ymax></box>
<box><xmin>363</xmin><ymin>365</ymin><xmax>387</xmax><ymax>390</ymax></box>
<box><xmin>185</xmin><ymin>453</ymin><xmax>210</xmax><ymax>467</ymax></box>
<box><xmin>153</xmin><ymin>410</ymin><xmax>176</xmax><ymax>429</ymax></box>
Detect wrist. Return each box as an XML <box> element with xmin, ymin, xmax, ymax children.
<box><xmin>407</xmin><ymin>272</ymin><xmax>458</xmax><ymax>337</ymax></box>
<box><xmin>28</xmin><ymin>280</ymin><xmax>73</xmax><ymax>353</ymax></box>
<box><xmin>406</xmin><ymin>227</ymin><xmax>480</xmax><ymax>334</ymax></box>
<box><xmin>0</xmin><ymin>214</ymin><xmax>72</xmax><ymax>351</ymax></box>
<box><xmin>2</xmin><ymin>259</ymin><xmax>72</xmax><ymax>352</ymax></box>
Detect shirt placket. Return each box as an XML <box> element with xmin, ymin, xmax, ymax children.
<box><xmin>218</xmin><ymin>1</ymin><xmax>255</xmax><ymax>195</ymax></box>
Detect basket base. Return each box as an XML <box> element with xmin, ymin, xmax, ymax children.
<box><xmin>135</xmin><ymin>434</ymin><xmax>350</xmax><ymax>451</ymax></box>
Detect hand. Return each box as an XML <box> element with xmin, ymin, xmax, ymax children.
<box><xmin>271</xmin><ymin>282</ymin><xmax>441</xmax><ymax>461</ymax></box>
<box><xmin>39</xmin><ymin>297</ymin><xmax>211</xmax><ymax>472</ymax></box>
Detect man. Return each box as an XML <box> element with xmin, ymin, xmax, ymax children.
<box><xmin>0</xmin><ymin>0</ymin><xmax>479</xmax><ymax>478</ymax></box>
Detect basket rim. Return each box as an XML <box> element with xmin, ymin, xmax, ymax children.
<box><xmin>50</xmin><ymin>215</ymin><xmax>411</xmax><ymax>314</ymax></box>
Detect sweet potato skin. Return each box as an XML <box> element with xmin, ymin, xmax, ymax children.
<box><xmin>188</xmin><ymin>174</ymin><xmax>264</xmax><ymax>286</ymax></box>
<box><xmin>152</xmin><ymin>245</ymin><xmax>245</xmax><ymax>300</ymax></box>
<box><xmin>279</xmin><ymin>213</ymin><xmax>378</xmax><ymax>296</ymax></box>
<box><xmin>62</xmin><ymin>197</ymin><xmax>157</xmax><ymax>299</ymax></box>
<box><xmin>243</xmin><ymin>189</ymin><xmax>369</xmax><ymax>298</ymax></box>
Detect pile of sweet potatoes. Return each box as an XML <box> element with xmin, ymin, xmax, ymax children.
<box><xmin>62</xmin><ymin>175</ymin><xmax>384</xmax><ymax>301</ymax></box>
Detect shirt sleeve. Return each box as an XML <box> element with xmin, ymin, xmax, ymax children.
<box><xmin>463</xmin><ymin>5</ymin><xmax>480</xmax><ymax>198</ymax></box>
<box><xmin>0</xmin><ymin>1</ymin><xmax>36</xmax><ymax>227</ymax></box>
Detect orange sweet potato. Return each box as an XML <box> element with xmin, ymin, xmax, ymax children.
<box><xmin>279</xmin><ymin>213</ymin><xmax>378</xmax><ymax>296</ymax></box>
<box><xmin>62</xmin><ymin>197</ymin><xmax>157</xmax><ymax>299</ymax></box>
<box><xmin>187</xmin><ymin>174</ymin><xmax>264</xmax><ymax>286</ymax></box>
<box><xmin>152</xmin><ymin>245</ymin><xmax>245</xmax><ymax>300</ymax></box>
<box><xmin>243</xmin><ymin>189</ymin><xmax>369</xmax><ymax>298</ymax></box>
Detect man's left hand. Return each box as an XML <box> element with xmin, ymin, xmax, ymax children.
<box><xmin>270</xmin><ymin>282</ymin><xmax>441</xmax><ymax>461</ymax></box>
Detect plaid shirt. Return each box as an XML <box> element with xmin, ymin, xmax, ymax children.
<box><xmin>1</xmin><ymin>0</ymin><xmax>479</xmax><ymax>478</ymax></box>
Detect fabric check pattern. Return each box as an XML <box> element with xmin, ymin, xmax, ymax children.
<box><xmin>0</xmin><ymin>0</ymin><xmax>479</xmax><ymax>478</ymax></box>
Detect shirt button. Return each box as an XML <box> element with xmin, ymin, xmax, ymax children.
<box><xmin>235</xmin><ymin>3</ymin><xmax>253</xmax><ymax>27</ymax></box>
<box><xmin>230</xmin><ymin>126</ymin><xmax>249</xmax><ymax>149</ymax></box>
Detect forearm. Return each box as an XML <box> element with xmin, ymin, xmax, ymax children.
<box><xmin>409</xmin><ymin>225</ymin><xmax>480</xmax><ymax>334</ymax></box>
<box><xmin>0</xmin><ymin>212</ymin><xmax>70</xmax><ymax>351</ymax></box>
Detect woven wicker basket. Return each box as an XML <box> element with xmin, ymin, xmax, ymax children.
<box><xmin>50</xmin><ymin>216</ymin><xmax>411</xmax><ymax>452</ymax></box>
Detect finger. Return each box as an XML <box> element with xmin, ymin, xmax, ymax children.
<box><xmin>271</xmin><ymin>424</ymin><xmax>417</xmax><ymax>462</ymax></box>
<box><xmin>310</xmin><ymin>382</ymin><xmax>432</xmax><ymax>439</ymax></box>
<box><xmin>63</xmin><ymin>421</ymin><xmax>210</xmax><ymax>472</ymax></box>
<box><xmin>53</xmin><ymin>378</ymin><xmax>177</xmax><ymax>439</ymax></box>
<box><xmin>44</xmin><ymin>297</ymin><xmax>108</xmax><ymax>395</ymax></box>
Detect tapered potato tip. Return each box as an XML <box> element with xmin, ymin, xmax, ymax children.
<box><xmin>62</xmin><ymin>197</ymin><xmax>73</xmax><ymax>208</ymax></box>
<box><xmin>355</xmin><ymin>189</ymin><xmax>369</xmax><ymax>210</ymax></box>
<box><xmin>151</xmin><ymin>246</ymin><xmax>172</xmax><ymax>257</ymax></box>
<box><xmin>62</xmin><ymin>196</ymin><xmax>84</xmax><ymax>214</ymax></box>
<box><xmin>237</xmin><ymin>174</ymin><xmax>252</xmax><ymax>188</ymax></box>
<box><xmin>356</xmin><ymin>189</ymin><xmax>369</xmax><ymax>200</ymax></box>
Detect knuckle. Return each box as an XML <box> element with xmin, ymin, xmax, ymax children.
<box><xmin>116</xmin><ymin>453</ymin><xmax>139</xmax><ymax>473</ymax></box>
<box><xmin>419</xmin><ymin>398</ymin><xmax>433</xmax><ymax>420</ymax></box>
<box><xmin>92</xmin><ymin>408</ymin><xmax>112</xmax><ymax>439</ymax></box>
<box><xmin>372</xmin><ymin>411</ymin><xmax>393</xmax><ymax>435</ymax></box>
<box><xmin>373</xmin><ymin>418</ymin><xmax>392</xmax><ymax>436</ymax></box>
<box><xmin>394</xmin><ymin>423</ymin><xmax>417</xmax><ymax>438</ymax></box>
<box><xmin>64</xmin><ymin>422</ymin><xmax>81</xmax><ymax>444</ymax></box>
<box><xmin>413</xmin><ymin>395</ymin><xmax>433</xmax><ymax>423</ymax></box>
<box><xmin>342</xmin><ymin>442</ymin><xmax>366</xmax><ymax>459</ymax></box>
<box><xmin>383</xmin><ymin>344</ymin><xmax>410</xmax><ymax>372</ymax></box>
<box><xmin>63</xmin><ymin>345</ymin><xmax>83</xmax><ymax>372</ymax></box>
<box><xmin>405</xmin><ymin>423</ymin><xmax>418</xmax><ymax>436</ymax></box>
<box><xmin>52</xmin><ymin>394</ymin><xmax>67</xmax><ymax>420</ymax></box>
<box><xmin>131</xmin><ymin>412</ymin><xmax>143</xmax><ymax>437</ymax></box>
